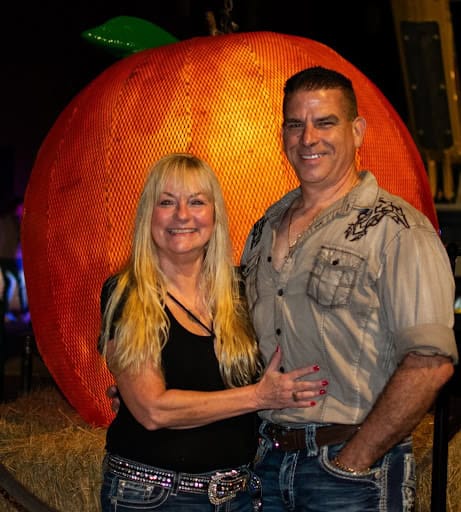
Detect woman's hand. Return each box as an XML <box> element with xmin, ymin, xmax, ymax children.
<box><xmin>254</xmin><ymin>346</ymin><xmax>327</xmax><ymax>409</ymax></box>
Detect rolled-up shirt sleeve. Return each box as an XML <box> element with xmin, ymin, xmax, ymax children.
<box><xmin>380</xmin><ymin>225</ymin><xmax>458</xmax><ymax>364</ymax></box>
<box><xmin>395</xmin><ymin>324</ymin><xmax>457</xmax><ymax>363</ymax></box>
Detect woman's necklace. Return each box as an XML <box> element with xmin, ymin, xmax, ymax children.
<box><xmin>167</xmin><ymin>292</ymin><xmax>214</xmax><ymax>336</ymax></box>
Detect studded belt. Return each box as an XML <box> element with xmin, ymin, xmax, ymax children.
<box><xmin>105</xmin><ymin>453</ymin><xmax>262</xmax><ymax>508</ymax></box>
<box><xmin>264</xmin><ymin>422</ymin><xmax>361</xmax><ymax>451</ymax></box>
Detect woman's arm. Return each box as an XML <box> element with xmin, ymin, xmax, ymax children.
<box><xmin>110</xmin><ymin>344</ymin><xmax>326</xmax><ymax>430</ymax></box>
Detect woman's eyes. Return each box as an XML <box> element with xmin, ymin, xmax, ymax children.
<box><xmin>158</xmin><ymin>198</ymin><xmax>207</xmax><ymax>206</ymax></box>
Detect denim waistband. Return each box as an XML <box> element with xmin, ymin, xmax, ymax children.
<box><xmin>104</xmin><ymin>453</ymin><xmax>262</xmax><ymax>508</ymax></box>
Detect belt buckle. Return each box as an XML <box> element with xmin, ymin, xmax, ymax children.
<box><xmin>208</xmin><ymin>469</ymin><xmax>245</xmax><ymax>505</ymax></box>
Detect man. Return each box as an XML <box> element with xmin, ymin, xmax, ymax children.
<box><xmin>240</xmin><ymin>66</ymin><xmax>458</xmax><ymax>511</ymax></box>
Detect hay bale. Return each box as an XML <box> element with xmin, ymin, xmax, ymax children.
<box><xmin>0</xmin><ymin>386</ymin><xmax>460</xmax><ymax>511</ymax></box>
<box><xmin>413</xmin><ymin>414</ymin><xmax>461</xmax><ymax>512</ymax></box>
<box><xmin>0</xmin><ymin>387</ymin><xmax>105</xmax><ymax>511</ymax></box>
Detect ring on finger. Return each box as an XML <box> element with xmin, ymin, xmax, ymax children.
<box><xmin>292</xmin><ymin>391</ymin><xmax>299</xmax><ymax>402</ymax></box>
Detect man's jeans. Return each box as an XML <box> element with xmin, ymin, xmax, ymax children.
<box><xmin>254</xmin><ymin>421</ymin><xmax>416</xmax><ymax>511</ymax></box>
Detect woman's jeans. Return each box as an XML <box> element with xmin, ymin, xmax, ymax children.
<box><xmin>100</xmin><ymin>454</ymin><xmax>262</xmax><ymax>512</ymax></box>
<box><xmin>254</xmin><ymin>422</ymin><xmax>416</xmax><ymax>512</ymax></box>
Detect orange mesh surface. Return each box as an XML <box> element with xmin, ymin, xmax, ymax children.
<box><xmin>22</xmin><ymin>32</ymin><xmax>436</xmax><ymax>426</ymax></box>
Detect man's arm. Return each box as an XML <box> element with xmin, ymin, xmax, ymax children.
<box><xmin>334</xmin><ymin>352</ymin><xmax>454</xmax><ymax>472</ymax></box>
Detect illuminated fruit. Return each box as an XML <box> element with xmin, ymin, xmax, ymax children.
<box><xmin>22</xmin><ymin>32</ymin><xmax>434</xmax><ymax>426</ymax></box>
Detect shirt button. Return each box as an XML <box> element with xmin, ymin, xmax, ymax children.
<box><xmin>277</xmin><ymin>289</ymin><xmax>283</xmax><ymax>296</ymax></box>
<box><xmin>276</xmin><ymin>329</ymin><xmax>281</xmax><ymax>335</ymax></box>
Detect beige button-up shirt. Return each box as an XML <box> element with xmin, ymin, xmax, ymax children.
<box><xmin>241</xmin><ymin>171</ymin><xmax>458</xmax><ymax>426</ymax></box>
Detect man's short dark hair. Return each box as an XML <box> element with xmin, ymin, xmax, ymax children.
<box><xmin>283</xmin><ymin>66</ymin><xmax>358</xmax><ymax>120</ymax></box>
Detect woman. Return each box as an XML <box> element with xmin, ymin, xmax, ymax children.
<box><xmin>98</xmin><ymin>153</ymin><xmax>326</xmax><ymax>511</ymax></box>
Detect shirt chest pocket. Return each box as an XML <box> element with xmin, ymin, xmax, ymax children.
<box><xmin>306</xmin><ymin>247</ymin><xmax>365</xmax><ymax>307</ymax></box>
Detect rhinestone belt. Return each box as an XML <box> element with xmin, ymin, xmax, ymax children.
<box><xmin>105</xmin><ymin>453</ymin><xmax>256</xmax><ymax>506</ymax></box>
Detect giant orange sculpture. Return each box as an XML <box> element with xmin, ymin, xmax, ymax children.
<box><xmin>22</xmin><ymin>32</ymin><xmax>435</xmax><ymax>426</ymax></box>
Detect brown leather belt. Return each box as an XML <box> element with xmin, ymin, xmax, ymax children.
<box><xmin>264</xmin><ymin>423</ymin><xmax>360</xmax><ymax>452</ymax></box>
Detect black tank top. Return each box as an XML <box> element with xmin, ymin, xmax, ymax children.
<box><xmin>103</xmin><ymin>285</ymin><xmax>258</xmax><ymax>472</ymax></box>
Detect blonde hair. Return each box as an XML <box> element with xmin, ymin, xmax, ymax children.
<box><xmin>100</xmin><ymin>153</ymin><xmax>262</xmax><ymax>387</ymax></box>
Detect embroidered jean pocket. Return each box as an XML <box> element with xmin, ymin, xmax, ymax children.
<box><xmin>306</xmin><ymin>247</ymin><xmax>364</xmax><ymax>307</ymax></box>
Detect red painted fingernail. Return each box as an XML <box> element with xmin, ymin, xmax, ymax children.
<box><xmin>313</xmin><ymin>365</ymin><xmax>320</xmax><ymax>371</ymax></box>
<box><xmin>276</xmin><ymin>345</ymin><xmax>280</xmax><ymax>352</ymax></box>
<box><xmin>322</xmin><ymin>380</ymin><xmax>329</xmax><ymax>386</ymax></box>
<box><xmin>310</xmin><ymin>401</ymin><xmax>316</xmax><ymax>406</ymax></box>
<box><xmin>319</xmin><ymin>389</ymin><xmax>326</xmax><ymax>395</ymax></box>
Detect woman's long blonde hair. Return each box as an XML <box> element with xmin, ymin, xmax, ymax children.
<box><xmin>100</xmin><ymin>153</ymin><xmax>262</xmax><ymax>387</ymax></box>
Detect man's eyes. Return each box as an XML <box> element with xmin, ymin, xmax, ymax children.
<box><xmin>284</xmin><ymin>120</ymin><xmax>335</xmax><ymax>131</ymax></box>
<box><xmin>284</xmin><ymin>122</ymin><xmax>304</xmax><ymax>130</ymax></box>
<box><xmin>317</xmin><ymin>120</ymin><xmax>335</xmax><ymax>128</ymax></box>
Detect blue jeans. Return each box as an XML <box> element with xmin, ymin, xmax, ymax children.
<box><xmin>254</xmin><ymin>421</ymin><xmax>416</xmax><ymax>511</ymax></box>
<box><xmin>100</xmin><ymin>468</ymin><xmax>261</xmax><ymax>511</ymax></box>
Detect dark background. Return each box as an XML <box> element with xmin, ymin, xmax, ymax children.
<box><xmin>0</xmin><ymin>1</ymin><xmax>452</xmax><ymax>202</ymax></box>
<box><xmin>0</xmin><ymin>1</ymin><xmax>408</xmax><ymax>200</ymax></box>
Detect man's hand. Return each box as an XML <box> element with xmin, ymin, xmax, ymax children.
<box><xmin>106</xmin><ymin>384</ymin><xmax>120</xmax><ymax>414</ymax></box>
<box><xmin>335</xmin><ymin>352</ymin><xmax>454</xmax><ymax>471</ymax></box>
